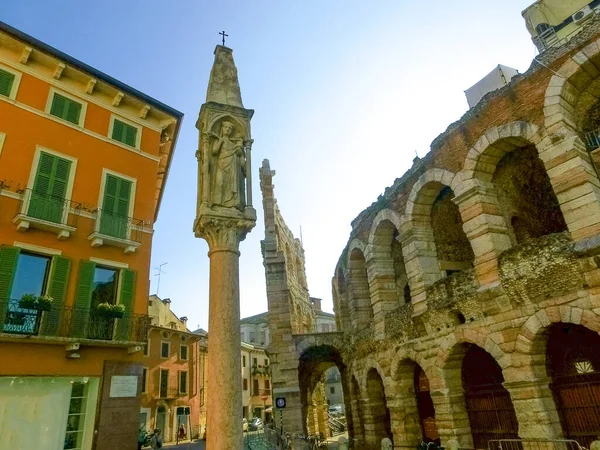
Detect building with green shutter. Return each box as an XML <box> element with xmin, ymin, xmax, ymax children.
<box><xmin>0</xmin><ymin>21</ymin><xmax>182</xmax><ymax>450</ymax></box>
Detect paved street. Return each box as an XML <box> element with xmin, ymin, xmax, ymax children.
<box><xmin>163</xmin><ymin>439</ymin><xmax>206</xmax><ymax>450</ymax></box>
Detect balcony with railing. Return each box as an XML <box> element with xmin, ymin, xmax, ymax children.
<box><xmin>0</xmin><ymin>298</ymin><xmax>149</xmax><ymax>344</ymax></box>
<box><xmin>88</xmin><ymin>208</ymin><xmax>143</xmax><ymax>254</ymax></box>
<box><xmin>12</xmin><ymin>189</ymin><xmax>80</xmax><ymax>240</ymax></box>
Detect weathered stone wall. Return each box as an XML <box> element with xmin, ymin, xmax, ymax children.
<box><xmin>325</xmin><ymin>25</ymin><xmax>600</xmax><ymax>450</ymax></box>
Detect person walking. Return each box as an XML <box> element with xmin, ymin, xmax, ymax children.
<box><xmin>149</xmin><ymin>428</ymin><xmax>162</xmax><ymax>449</ymax></box>
<box><xmin>137</xmin><ymin>426</ymin><xmax>147</xmax><ymax>450</ymax></box>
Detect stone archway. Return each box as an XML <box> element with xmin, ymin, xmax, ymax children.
<box><xmin>366</xmin><ymin>209</ymin><xmax>410</xmax><ymax>334</ymax></box>
<box><xmin>393</xmin><ymin>356</ymin><xmax>439</xmax><ymax>449</ymax></box>
<box><xmin>298</xmin><ymin>344</ymin><xmax>349</xmax><ymax>441</ymax></box>
<box><xmin>462</xmin><ymin>345</ymin><xmax>519</xmax><ymax>449</ymax></box>
<box><xmin>541</xmin><ymin>49</ymin><xmax>600</xmax><ymax>240</ymax></box>
<box><xmin>456</xmin><ymin>121</ymin><xmax>567</xmax><ymax>285</ymax></box>
<box><xmin>347</xmin><ymin>240</ymin><xmax>373</xmax><ymax>330</ymax></box>
<box><xmin>402</xmin><ymin>168</ymin><xmax>471</xmax><ymax>312</ymax></box>
<box><xmin>546</xmin><ymin>323</ymin><xmax>600</xmax><ymax>447</ymax></box>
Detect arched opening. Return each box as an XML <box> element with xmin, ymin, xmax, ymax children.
<box><xmin>431</xmin><ymin>186</ymin><xmax>474</xmax><ymax>275</ymax></box>
<box><xmin>348</xmin><ymin>248</ymin><xmax>373</xmax><ymax>329</ymax></box>
<box><xmin>365</xmin><ymin>368</ymin><xmax>392</xmax><ymax>448</ymax></box>
<box><xmin>370</xmin><ymin>218</ymin><xmax>410</xmax><ymax>306</ymax></box>
<box><xmin>156</xmin><ymin>404</ymin><xmax>169</xmax><ymax>440</ymax></box>
<box><xmin>392</xmin><ymin>229</ymin><xmax>411</xmax><ymax>304</ymax></box>
<box><xmin>334</xmin><ymin>267</ymin><xmax>351</xmax><ymax>332</ymax></box>
<box><xmin>415</xmin><ymin>366</ymin><xmax>439</xmax><ymax>444</ymax></box>
<box><xmin>547</xmin><ymin>323</ymin><xmax>600</xmax><ymax>447</ymax></box>
<box><xmin>492</xmin><ymin>145</ymin><xmax>567</xmax><ymax>244</ymax></box>
<box><xmin>298</xmin><ymin>345</ymin><xmax>349</xmax><ymax>442</ymax></box>
<box><xmin>462</xmin><ymin>345</ymin><xmax>519</xmax><ymax>449</ymax></box>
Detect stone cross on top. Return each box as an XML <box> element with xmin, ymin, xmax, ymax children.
<box><xmin>219</xmin><ymin>30</ymin><xmax>228</xmax><ymax>46</ymax></box>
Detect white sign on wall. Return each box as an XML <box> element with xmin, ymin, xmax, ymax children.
<box><xmin>109</xmin><ymin>375</ymin><xmax>138</xmax><ymax>398</ymax></box>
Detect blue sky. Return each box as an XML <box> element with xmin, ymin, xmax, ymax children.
<box><xmin>4</xmin><ymin>0</ymin><xmax>536</xmax><ymax>330</ymax></box>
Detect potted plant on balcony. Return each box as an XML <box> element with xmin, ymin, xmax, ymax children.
<box><xmin>18</xmin><ymin>294</ymin><xmax>53</xmax><ymax>311</ymax></box>
<box><xmin>36</xmin><ymin>295</ymin><xmax>54</xmax><ymax>311</ymax></box>
<box><xmin>95</xmin><ymin>302</ymin><xmax>125</xmax><ymax>318</ymax></box>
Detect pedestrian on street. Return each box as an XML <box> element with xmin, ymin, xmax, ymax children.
<box><xmin>137</xmin><ymin>426</ymin><xmax>147</xmax><ymax>450</ymax></box>
<box><xmin>150</xmin><ymin>428</ymin><xmax>163</xmax><ymax>449</ymax></box>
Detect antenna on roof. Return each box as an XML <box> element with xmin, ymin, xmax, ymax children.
<box><xmin>154</xmin><ymin>262</ymin><xmax>168</xmax><ymax>295</ymax></box>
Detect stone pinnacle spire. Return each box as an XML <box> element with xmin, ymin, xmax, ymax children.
<box><xmin>205</xmin><ymin>45</ymin><xmax>244</xmax><ymax>108</ymax></box>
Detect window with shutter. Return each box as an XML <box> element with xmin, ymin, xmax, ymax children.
<box><xmin>100</xmin><ymin>174</ymin><xmax>132</xmax><ymax>239</ymax></box>
<box><xmin>111</xmin><ymin>118</ymin><xmax>138</xmax><ymax>147</ymax></box>
<box><xmin>179</xmin><ymin>371</ymin><xmax>188</xmax><ymax>394</ymax></box>
<box><xmin>0</xmin><ymin>69</ymin><xmax>15</xmax><ymax>98</ymax></box>
<box><xmin>28</xmin><ymin>152</ymin><xmax>71</xmax><ymax>224</ymax></box>
<box><xmin>49</xmin><ymin>93</ymin><xmax>82</xmax><ymax>125</ymax></box>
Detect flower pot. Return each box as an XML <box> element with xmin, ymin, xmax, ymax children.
<box><xmin>18</xmin><ymin>300</ymin><xmax>37</xmax><ymax>310</ymax></box>
<box><xmin>37</xmin><ymin>302</ymin><xmax>52</xmax><ymax>312</ymax></box>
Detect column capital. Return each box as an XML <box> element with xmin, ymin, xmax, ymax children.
<box><xmin>194</xmin><ymin>204</ymin><xmax>256</xmax><ymax>252</ymax></box>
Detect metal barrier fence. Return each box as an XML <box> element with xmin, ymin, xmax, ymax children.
<box><xmin>488</xmin><ymin>439</ymin><xmax>586</xmax><ymax>450</ymax></box>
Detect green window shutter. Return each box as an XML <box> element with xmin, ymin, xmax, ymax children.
<box><xmin>124</xmin><ymin>124</ymin><xmax>137</xmax><ymax>147</ymax></box>
<box><xmin>65</xmin><ymin>100</ymin><xmax>82</xmax><ymax>125</ymax></box>
<box><xmin>71</xmin><ymin>261</ymin><xmax>95</xmax><ymax>338</ymax></box>
<box><xmin>50</xmin><ymin>93</ymin><xmax>82</xmax><ymax>125</ymax></box>
<box><xmin>100</xmin><ymin>175</ymin><xmax>132</xmax><ymax>239</ymax></box>
<box><xmin>112</xmin><ymin>119</ymin><xmax>137</xmax><ymax>147</ymax></box>
<box><xmin>112</xmin><ymin>119</ymin><xmax>124</xmax><ymax>141</ymax></box>
<box><xmin>50</xmin><ymin>93</ymin><xmax>67</xmax><ymax>118</ymax></box>
<box><xmin>115</xmin><ymin>269</ymin><xmax>136</xmax><ymax>341</ymax></box>
<box><xmin>28</xmin><ymin>152</ymin><xmax>71</xmax><ymax>223</ymax></box>
<box><xmin>0</xmin><ymin>246</ymin><xmax>20</xmax><ymax>327</ymax></box>
<box><xmin>40</xmin><ymin>256</ymin><xmax>71</xmax><ymax>336</ymax></box>
<box><xmin>0</xmin><ymin>69</ymin><xmax>15</xmax><ymax>97</ymax></box>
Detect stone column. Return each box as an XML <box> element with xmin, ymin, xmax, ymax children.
<box><xmin>196</xmin><ymin>215</ymin><xmax>255</xmax><ymax>450</ymax></box>
<box><xmin>503</xmin><ymin>378</ymin><xmax>562</xmax><ymax>439</ymax></box>
<box><xmin>453</xmin><ymin>181</ymin><xmax>512</xmax><ymax>286</ymax></box>
<box><xmin>400</xmin><ymin>224</ymin><xmax>442</xmax><ymax>316</ymax></box>
<box><xmin>430</xmin><ymin>388</ymin><xmax>474</xmax><ymax>450</ymax></box>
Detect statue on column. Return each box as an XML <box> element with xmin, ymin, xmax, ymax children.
<box><xmin>208</xmin><ymin>120</ymin><xmax>246</xmax><ymax>210</ymax></box>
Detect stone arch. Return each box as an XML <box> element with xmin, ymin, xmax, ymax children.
<box><xmin>515</xmin><ymin>305</ymin><xmax>600</xmax><ymax>378</ymax></box>
<box><xmin>436</xmin><ymin>328</ymin><xmax>508</xmax><ymax>372</ymax></box>
<box><xmin>455</xmin><ymin>122</ymin><xmax>567</xmax><ymax>286</ymax></box>
<box><xmin>347</xmin><ymin>240</ymin><xmax>373</xmax><ymax>330</ymax></box>
<box><xmin>404</xmin><ymin>169</ymin><xmax>460</xmax><ymax>224</ymax></box>
<box><xmin>298</xmin><ymin>344</ymin><xmax>348</xmax><ymax>439</ymax></box>
<box><xmin>206</xmin><ymin>113</ymin><xmax>250</xmax><ymax>140</ymax></box>
<box><xmin>366</xmin><ymin>209</ymin><xmax>411</xmax><ymax>319</ymax></box>
<box><xmin>541</xmin><ymin>46</ymin><xmax>600</xmax><ymax>241</ymax></box>
<box><xmin>367</xmin><ymin>209</ymin><xmax>403</xmax><ymax>247</ymax></box>
<box><xmin>332</xmin><ymin>265</ymin><xmax>351</xmax><ymax>332</ymax></box>
<box><xmin>393</xmin><ymin>355</ymin><xmax>440</xmax><ymax>446</ymax></box>
<box><xmin>435</xmin><ymin>334</ymin><xmax>514</xmax><ymax>449</ymax></box>
<box><xmin>461</xmin><ymin>121</ymin><xmax>542</xmax><ymax>183</ymax></box>
<box><xmin>391</xmin><ymin>347</ymin><xmax>432</xmax><ymax>382</ymax></box>
<box><xmin>403</xmin><ymin>169</ymin><xmax>474</xmax><ymax>299</ymax></box>
<box><xmin>358</xmin><ymin>358</ymin><xmax>392</xmax><ymax>394</ymax></box>
<box><xmin>509</xmin><ymin>306</ymin><xmax>600</xmax><ymax>442</ymax></box>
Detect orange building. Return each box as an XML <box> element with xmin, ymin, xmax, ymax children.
<box><xmin>141</xmin><ymin>295</ymin><xmax>206</xmax><ymax>442</ymax></box>
<box><xmin>0</xmin><ymin>21</ymin><xmax>182</xmax><ymax>450</ymax></box>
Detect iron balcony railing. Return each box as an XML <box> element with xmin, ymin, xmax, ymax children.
<box><xmin>14</xmin><ymin>188</ymin><xmax>81</xmax><ymax>228</ymax></box>
<box><xmin>0</xmin><ymin>299</ymin><xmax>149</xmax><ymax>343</ymax></box>
<box><xmin>91</xmin><ymin>208</ymin><xmax>144</xmax><ymax>243</ymax></box>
